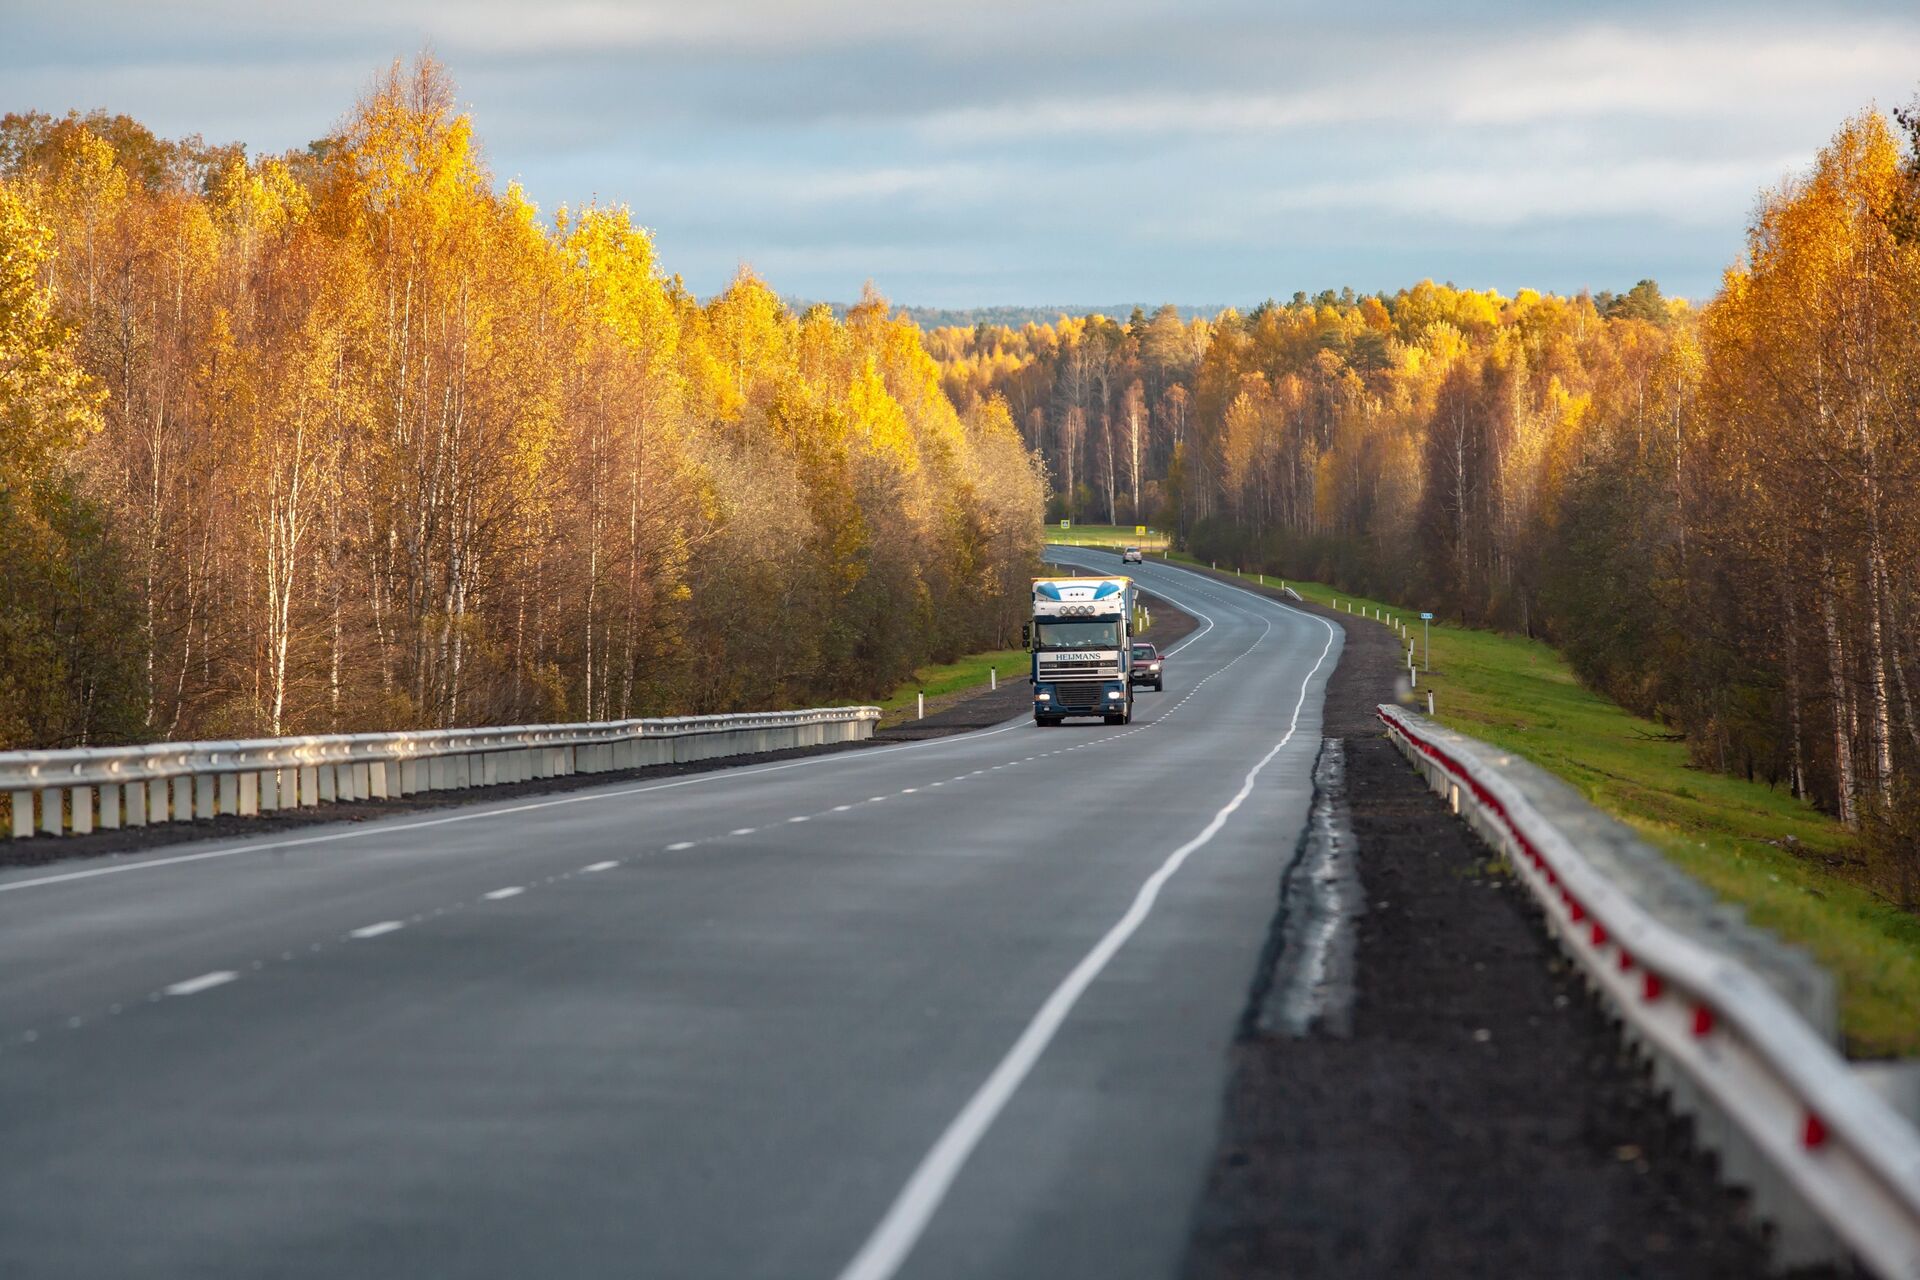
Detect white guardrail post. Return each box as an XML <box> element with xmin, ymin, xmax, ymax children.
<box><xmin>1378</xmin><ymin>703</ymin><xmax>1920</xmax><ymax>1278</ymax></box>
<box><xmin>0</xmin><ymin>706</ymin><xmax>880</xmax><ymax>842</ymax></box>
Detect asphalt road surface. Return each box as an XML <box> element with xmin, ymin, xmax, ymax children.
<box><xmin>0</xmin><ymin>549</ymin><xmax>1340</xmax><ymax>1280</ymax></box>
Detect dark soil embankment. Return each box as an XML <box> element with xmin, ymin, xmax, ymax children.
<box><xmin>1181</xmin><ymin>570</ymin><xmax>1790</xmax><ymax>1279</ymax></box>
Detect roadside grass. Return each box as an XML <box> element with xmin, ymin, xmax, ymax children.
<box><xmin>873</xmin><ymin>647</ymin><xmax>1028</xmax><ymax>724</ymax></box>
<box><xmin>1049</xmin><ymin>522</ymin><xmax>1174</xmax><ymax>552</ymax></box>
<box><xmin>867</xmin><ymin>575</ymin><xmax>1192</xmax><ymax>728</ymax></box>
<box><xmin>1177</xmin><ymin>565</ymin><xmax>1920</xmax><ymax>1057</ymax></box>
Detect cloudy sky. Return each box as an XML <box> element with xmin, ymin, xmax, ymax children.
<box><xmin>9</xmin><ymin>0</ymin><xmax>1920</xmax><ymax>306</ymax></box>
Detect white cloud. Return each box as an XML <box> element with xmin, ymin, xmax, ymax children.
<box><xmin>1257</xmin><ymin>155</ymin><xmax>1803</xmax><ymax>228</ymax></box>
<box><xmin>916</xmin><ymin>22</ymin><xmax>1920</xmax><ymax>141</ymax></box>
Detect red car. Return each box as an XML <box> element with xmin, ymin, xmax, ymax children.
<box><xmin>1130</xmin><ymin>642</ymin><xmax>1164</xmax><ymax>690</ymax></box>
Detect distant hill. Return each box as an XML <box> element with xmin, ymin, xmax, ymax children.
<box><xmin>785</xmin><ymin>301</ymin><xmax>1226</xmax><ymax>329</ymax></box>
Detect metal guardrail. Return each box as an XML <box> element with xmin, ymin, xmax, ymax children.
<box><xmin>1379</xmin><ymin>703</ymin><xmax>1920</xmax><ymax>1277</ymax></box>
<box><xmin>2</xmin><ymin>707</ymin><xmax>880</xmax><ymax>839</ymax></box>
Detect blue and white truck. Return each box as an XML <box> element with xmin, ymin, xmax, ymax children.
<box><xmin>1025</xmin><ymin>576</ymin><xmax>1136</xmax><ymax>725</ymax></box>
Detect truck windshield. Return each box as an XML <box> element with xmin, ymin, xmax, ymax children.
<box><xmin>1035</xmin><ymin>620</ymin><xmax>1121</xmax><ymax>649</ymax></box>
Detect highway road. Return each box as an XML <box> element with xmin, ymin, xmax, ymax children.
<box><xmin>0</xmin><ymin>550</ymin><xmax>1340</xmax><ymax>1280</ymax></box>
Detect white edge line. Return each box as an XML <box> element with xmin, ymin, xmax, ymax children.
<box><xmin>164</xmin><ymin>970</ymin><xmax>238</xmax><ymax>997</ymax></box>
<box><xmin>833</xmin><ymin>600</ymin><xmax>1337</xmax><ymax>1280</ymax></box>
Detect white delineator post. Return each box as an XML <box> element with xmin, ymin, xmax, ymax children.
<box><xmin>917</xmin><ymin>692</ymin><xmax>924</xmax><ymax>721</ymax></box>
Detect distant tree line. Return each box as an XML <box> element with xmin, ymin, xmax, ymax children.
<box><xmin>932</xmin><ymin>108</ymin><xmax>1920</xmax><ymax>900</ymax></box>
<box><xmin>0</xmin><ymin>57</ymin><xmax>1045</xmax><ymax>749</ymax></box>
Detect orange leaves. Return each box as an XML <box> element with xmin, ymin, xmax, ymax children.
<box><xmin>0</xmin><ymin>55</ymin><xmax>1049</xmax><ymax>736</ymax></box>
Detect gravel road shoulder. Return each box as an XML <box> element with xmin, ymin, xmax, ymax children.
<box><xmin>1178</xmin><ymin>570</ymin><xmax>1790</xmax><ymax>1279</ymax></box>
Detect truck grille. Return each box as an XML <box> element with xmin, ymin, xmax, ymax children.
<box><xmin>1051</xmin><ymin>680</ymin><xmax>1110</xmax><ymax>712</ymax></box>
<box><xmin>1041</xmin><ymin>661</ymin><xmax>1118</xmax><ymax>678</ymax></box>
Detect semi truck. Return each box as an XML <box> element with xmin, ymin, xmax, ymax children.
<box><xmin>1025</xmin><ymin>576</ymin><xmax>1136</xmax><ymax>725</ymax></box>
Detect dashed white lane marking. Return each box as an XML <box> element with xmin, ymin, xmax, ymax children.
<box><xmin>731</xmin><ymin>827</ymin><xmax>758</xmax><ymax>836</ymax></box>
<box><xmin>6</xmin><ymin>553</ymin><xmax>1276</xmax><ymax>1054</ymax></box>
<box><xmin>0</xmin><ymin>717</ymin><xmax>1038</xmax><ymax>898</ymax></box>
<box><xmin>789</xmin><ymin>816</ymin><xmax>810</xmax><ymax>823</ymax></box>
<box><xmin>834</xmin><ymin>590</ymin><xmax>1337</xmax><ymax>1280</ymax></box>
<box><xmin>868</xmin><ymin>797</ymin><xmax>886</xmax><ymax>803</ymax></box>
<box><xmin>666</xmin><ymin>840</ymin><xmax>697</xmax><ymax>850</ymax></box>
<box><xmin>164</xmin><ymin>971</ymin><xmax>237</xmax><ymax>997</ymax></box>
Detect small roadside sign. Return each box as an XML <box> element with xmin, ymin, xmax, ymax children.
<box><xmin>1060</xmin><ymin>518</ymin><xmax>1070</xmax><ymax>529</ymax></box>
<box><xmin>1135</xmin><ymin>525</ymin><xmax>1146</xmax><ymax>535</ymax></box>
<box><xmin>1420</xmin><ymin>612</ymin><xmax>1433</xmax><ymax>620</ymax></box>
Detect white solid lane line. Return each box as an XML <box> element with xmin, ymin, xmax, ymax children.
<box><xmin>347</xmin><ymin>921</ymin><xmax>405</xmax><ymax>940</ymax></box>
<box><xmin>482</xmin><ymin>887</ymin><xmax>524</xmax><ymax>901</ymax></box>
<box><xmin>164</xmin><ymin>971</ymin><xmax>237</xmax><ymax>997</ymax></box>
<box><xmin>834</xmin><ymin>606</ymin><xmax>1339</xmax><ymax>1280</ymax></box>
<box><xmin>582</xmin><ymin>861</ymin><xmax>619</xmax><ymax>872</ymax></box>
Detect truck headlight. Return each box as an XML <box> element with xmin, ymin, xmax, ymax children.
<box><xmin>1107</xmin><ymin>689</ymin><xmax>1123</xmax><ymax>699</ymax></box>
<box><xmin>1036</xmin><ymin>692</ymin><xmax>1051</xmax><ymax>701</ymax></box>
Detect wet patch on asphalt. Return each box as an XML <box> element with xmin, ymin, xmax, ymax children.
<box><xmin>1252</xmin><ymin>737</ymin><xmax>1363</xmax><ymax>1040</ymax></box>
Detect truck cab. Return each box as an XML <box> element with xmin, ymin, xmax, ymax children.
<box><xmin>1027</xmin><ymin>577</ymin><xmax>1135</xmax><ymax>725</ymax></box>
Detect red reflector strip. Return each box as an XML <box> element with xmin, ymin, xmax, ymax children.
<box><xmin>1692</xmin><ymin>1005</ymin><xmax>1715</xmax><ymax>1037</ymax></box>
<box><xmin>1804</xmin><ymin>1112</ymin><xmax>1828</xmax><ymax>1149</ymax></box>
<box><xmin>1642</xmin><ymin>973</ymin><xmax>1663</xmax><ymax>1001</ymax></box>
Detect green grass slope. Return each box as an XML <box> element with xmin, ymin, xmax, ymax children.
<box><xmin>1178</xmin><ymin>563</ymin><xmax>1920</xmax><ymax>1057</ymax></box>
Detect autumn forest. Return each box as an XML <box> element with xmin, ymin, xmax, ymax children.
<box><xmin>5</xmin><ymin>59</ymin><xmax>1920</xmax><ymax>851</ymax></box>
<box><xmin>933</xmin><ymin>109</ymin><xmax>1920</xmax><ymax>852</ymax></box>
<box><xmin>1</xmin><ymin>60</ymin><xmax>1045</xmax><ymax>749</ymax></box>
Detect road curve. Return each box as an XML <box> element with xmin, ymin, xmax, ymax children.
<box><xmin>0</xmin><ymin>549</ymin><xmax>1340</xmax><ymax>1280</ymax></box>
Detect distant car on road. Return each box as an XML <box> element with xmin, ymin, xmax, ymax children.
<box><xmin>1130</xmin><ymin>641</ymin><xmax>1163</xmax><ymax>690</ymax></box>
<box><xmin>1122</xmin><ymin>545</ymin><xmax>1143</xmax><ymax>563</ymax></box>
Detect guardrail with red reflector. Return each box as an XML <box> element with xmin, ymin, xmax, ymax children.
<box><xmin>1380</xmin><ymin>702</ymin><xmax>1920</xmax><ymax>1278</ymax></box>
